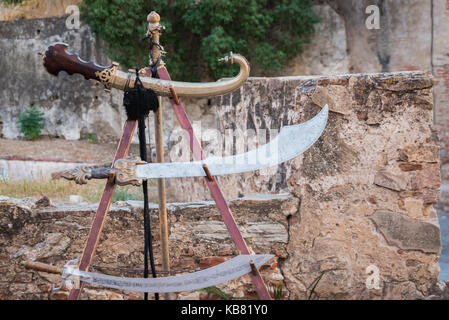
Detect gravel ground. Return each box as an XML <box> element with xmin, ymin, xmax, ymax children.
<box><xmin>0</xmin><ymin>137</ymin><xmax>141</xmax><ymax>163</ymax></box>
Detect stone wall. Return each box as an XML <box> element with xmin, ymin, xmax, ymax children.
<box><xmin>0</xmin><ymin>16</ymin><xmax>122</xmax><ymax>141</ymax></box>
<box><xmin>312</xmin><ymin>0</ymin><xmax>449</xmax><ymax>211</ymax></box>
<box><xmin>0</xmin><ymin>71</ymin><xmax>444</xmax><ymax>300</ymax></box>
<box><xmin>433</xmin><ymin>0</ymin><xmax>449</xmax><ymax>210</ymax></box>
<box><xmin>174</xmin><ymin>72</ymin><xmax>442</xmax><ymax>300</ymax></box>
<box><xmin>284</xmin><ymin>71</ymin><xmax>442</xmax><ymax>299</ymax></box>
<box><xmin>0</xmin><ymin>195</ymin><xmax>294</xmax><ymax>300</ymax></box>
<box><xmin>175</xmin><ymin>72</ymin><xmax>440</xmax><ymax>201</ymax></box>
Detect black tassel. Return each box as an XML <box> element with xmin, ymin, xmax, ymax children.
<box><xmin>123</xmin><ymin>69</ymin><xmax>159</xmax><ymax>120</ymax></box>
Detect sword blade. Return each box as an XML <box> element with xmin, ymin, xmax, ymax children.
<box><xmin>65</xmin><ymin>254</ymin><xmax>273</xmax><ymax>293</ymax></box>
<box><xmin>136</xmin><ymin>105</ymin><xmax>328</xmax><ymax>179</ymax></box>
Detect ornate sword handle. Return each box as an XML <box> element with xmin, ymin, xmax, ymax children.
<box><xmin>42</xmin><ymin>43</ymin><xmax>119</xmax><ymax>91</ymax></box>
<box><xmin>58</xmin><ymin>157</ymin><xmax>145</xmax><ymax>186</ymax></box>
<box><xmin>60</xmin><ymin>165</ymin><xmax>115</xmax><ymax>185</ymax></box>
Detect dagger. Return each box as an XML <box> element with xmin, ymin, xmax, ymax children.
<box><xmin>59</xmin><ymin>105</ymin><xmax>328</xmax><ymax>186</ymax></box>
<box><xmin>41</xmin><ymin>43</ymin><xmax>250</xmax><ymax>98</ymax></box>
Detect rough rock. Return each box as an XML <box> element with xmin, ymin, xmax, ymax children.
<box><xmin>374</xmin><ymin>171</ymin><xmax>408</xmax><ymax>192</ymax></box>
<box><xmin>370</xmin><ymin>210</ymin><xmax>441</xmax><ymax>253</ymax></box>
<box><xmin>0</xmin><ymin>195</ymin><xmax>293</xmax><ymax>300</ymax></box>
<box><xmin>35</xmin><ymin>196</ymin><xmax>53</xmax><ymax>208</ymax></box>
<box><xmin>12</xmin><ymin>233</ymin><xmax>71</xmax><ymax>260</ymax></box>
<box><xmin>425</xmin><ymin>281</ymin><xmax>449</xmax><ymax>300</ymax></box>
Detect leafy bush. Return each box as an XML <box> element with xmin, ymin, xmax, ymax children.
<box><xmin>0</xmin><ymin>0</ymin><xmax>23</xmax><ymax>6</ymax></box>
<box><xmin>80</xmin><ymin>0</ymin><xmax>319</xmax><ymax>81</ymax></box>
<box><xmin>17</xmin><ymin>106</ymin><xmax>45</xmax><ymax>140</ymax></box>
<box><xmin>83</xmin><ymin>132</ymin><xmax>98</xmax><ymax>144</ymax></box>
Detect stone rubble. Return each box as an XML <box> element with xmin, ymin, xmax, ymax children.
<box><xmin>0</xmin><ymin>195</ymin><xmax>293</xmax><ymax>300</ymax></box>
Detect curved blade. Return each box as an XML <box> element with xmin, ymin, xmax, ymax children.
<box><xmin>136</xmin><ymin>105</ymin><xmax>328</xmax><ymax>179</ymax></box>
<box><xmin>64</xmin><ymin>254</ymin><xmax>273</xmax><ymax>293</ymax></box>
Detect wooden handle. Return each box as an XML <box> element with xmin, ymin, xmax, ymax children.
<box><xmin>23</xmin><ymin>261</ymin><xmax>62</xmax><ymax>274</ymax></box>
<box><xmin>42</xmin><ymin>43</ymin><xmax>111</xmax><ymax>81</ymax></box>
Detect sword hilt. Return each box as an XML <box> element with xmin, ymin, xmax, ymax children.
<box><xmin>42</xmin><ymin>43</ymin><xmax>119</xmax><ymax>91</ymax></box>
<box><xmin>57</xmin><ymin>157</ymin><xmax>145</xmax><ymax>186</ymax></box>
<box><xmin>23</xmin><ymin>261</ymin><xmax>63</xmax><ymax>274</ymax></box>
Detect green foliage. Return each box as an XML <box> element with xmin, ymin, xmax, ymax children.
<box><xmin>83</xmin><ymin>132</ymin><xmax>98</xmax><ymax>144</ymax></box>
<box><xmin>268</xmin><ymin>284</ymin><xmax>284</xmax><ymax>300</ymax></box>
<box><xmin>17</xmin><ymin>106</ymin><xmax>45</xmax><ymax>140</ymax></box>
<box><xmin>0</xmin><ymin>0</ymin><xmax>23</xmax><ymax>6</ymax></box>
<box><xmin>195</xmin><ymin>286</ymin><xmax>230</xmax><ymax>300</ymax></box>
<box><xmin>80</xmin><ymin>0</ymin><xmax>319</xmax><ymax>80</ymax></box>
<box><xmin>308</xmin><ymin>271</ymin><xmax>325</xmax><ymax>300</ymax></box>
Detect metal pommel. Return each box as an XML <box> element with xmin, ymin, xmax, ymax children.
<box><xmin>60</xmin><ymin>165</ymin><xmax>95</xmax><ymax>185</ymax></box>
<box><xmin>218</xmin><ymin>52</ymin><xmax>235</xmax><ymax>64</ymax></box>
<box><xmin>147</xmin><ymin>11</ymin><xmax>160</xmax><ymax>23</ymax></box>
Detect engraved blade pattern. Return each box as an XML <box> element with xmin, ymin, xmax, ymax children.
<box><xmin>135</xmin><ymin>105</ymin><xmax>328</xmax><ymax>179</ymax></box>
<box><xmin>65</xmin><ymin>254</ymin><xmax>274</xmax><ymax>293</ymax></box>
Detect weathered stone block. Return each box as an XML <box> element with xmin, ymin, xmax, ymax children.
<box><xmin>399</xmin><ymin>145</ymin><xmax>440</xmax><ymax>163</ymax></box>
<box><xmin>370</xmin><ymin>210</ymin><xmax>441</xmax><ymax>253</ymax></box>
<box><xmin>374</xmin><ymin>171</ymin><xmax>408</xmax><ymax>192</ymax></box>
<box><xmin>411</xmin><ymin>164</ymin><xmax>441</xmax><ymax>190</ymax></box>
<box><xmin>199</xmin><ymin>257</ymin><xmax>226</xmax><ymax>268</ymax></box>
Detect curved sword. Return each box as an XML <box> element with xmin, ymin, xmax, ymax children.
<box><xmin>42</xmin><ymin>43</ymin><xmax>249</xmax><ymax>98</ymax></box>
<box><xmin>58</xmin><ymin>254</ymin><xmax>273</xmax><ymax>293</ymax></box>
<box><xmin>60</xmin><ymin>105</ymin><xmax>328</xmax><ymax>185</ymax></box>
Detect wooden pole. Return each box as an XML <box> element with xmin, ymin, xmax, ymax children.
<box><xmin>146</xmin><ymin>11</ymin><xmax>170</xmax><ymax>300</ymax></box>
<box><xmin>154</xmin><ymin>97</ymin><xmax>170</xmax><ymax>300</ymax></box>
